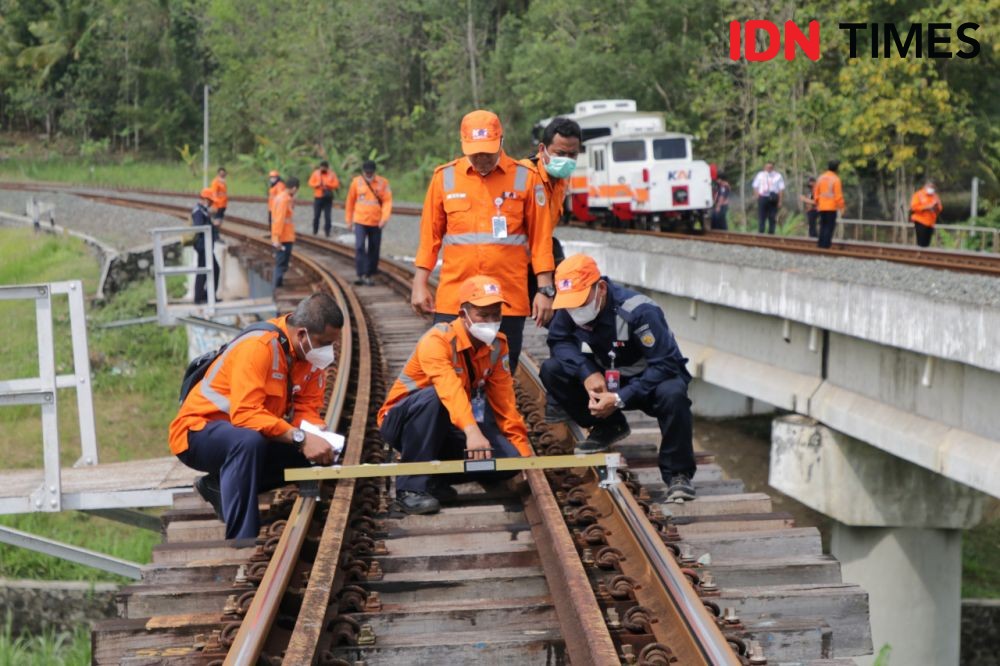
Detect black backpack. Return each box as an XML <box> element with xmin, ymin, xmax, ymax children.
<box><xmin>179</xmin><ymin>322</ymin><xmax>292</xmax><ymax>405</ymax></box>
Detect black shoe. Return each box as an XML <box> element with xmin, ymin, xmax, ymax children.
<box><xmin>428</xmin><ymin>480</ymin><xmax>458</xmax><ymax>503</ymax></box>
<box><xmin>353</xmin><ymin>278</ymin><xmax>365</xmax><ymax>286</ymax></box>
<box><xmin>395</xmin><ymin>490</ymin><xmax>441</xmax><ymax>515</ymax></box>
<box><xmin>666</xmin><ymin>474</ymin><xmax>696</xmax><ymax>502</ymax></box>
<box><xmin>575</xmin><ymin>417</ymin><xmax>631</xmax><ymax>454</ymax></box>
<box><xmin>195</xmin><ymin>474</ymin><xmax>224</xmax><ymax>521</ymax></box>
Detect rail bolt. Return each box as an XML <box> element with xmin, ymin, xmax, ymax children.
<box><xmin>366</xmin><ymin>560</ymin><xmax>384</xmax><ymax>581</ymax></box>
<box><xmin>357</xmin><ymin>624</ymin><xmax>377</xmax><ymax>646</ymax></box>
<box><xmin>596</xmin><ymin>581</ymin><xmax>613</xmax><ymax>601</ymax></box>
<box><xmin>620</xmin><ymin>644</ymin><xmax>638</xmax><ymax>664</ymax></box>
<box><xmin>581</xmin><ymin>548</ymin><xmax>596</xmax><ymax>567</ymax></box>
<box><xmin>679</xmin><ymin>543</ymin><xmax>696</xmax><ymax>565</ymax></box>
<box><xmin>723</xmin><ymin>606</ymin><xmax>741</xmax><ymax>625</ymax></box>
<box><xmin>605</xmin><ymin>607</ymin><xmax>623</xmax><ymax>630</ymax></box>
<box><xmin>364</xmin><ymin>591</ymin><xmax>383</xmax><ymax>612</ymax></box>
<box><xmin>234</xmin><ymin>564</ymin><xmax>249</xmax><ymax>585</ymax></box>
<box><xmin>748</xmin><ymin>640</ymin><xmax>767</xmax><ymax>665</ymax></box>
<box><xmin>372</xmin><ymin>540</ymin><xmax>388</xmax><ymax>556</ymax></box>
<box><xmin>700</xmin><ymin>571</ymin><xmax>719</xmax><ymax>593</ymax></box>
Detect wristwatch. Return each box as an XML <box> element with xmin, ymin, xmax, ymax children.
<box><xmin>537</xmin><ymin>285</ymin><xmax>556</xmax><ymax>298</ymax></box>
<box><xmin>613</xmin><ymin>394</ymin><xmax>625</xmax><ymax>410</ymax></box>
<box><xmin>291</xmin><ymin>428</ymin><xmax>306</xmax><ymax>449</ymax></box>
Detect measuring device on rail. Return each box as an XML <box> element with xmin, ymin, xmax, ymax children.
<box><xmin>285</xmin><ymin>452</ymin><xmax>624</xmax><ymax>487</ymax></box>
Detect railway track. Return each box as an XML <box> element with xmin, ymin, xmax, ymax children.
<box><xmin>79</xmin><ymin>199</ymin><xmax>870</xmax><ymax>664</ymax></box>
<box><xmin>2</xmin><ymin>179</ymin><xmax>998</xmax><ymax>277</ymax></box>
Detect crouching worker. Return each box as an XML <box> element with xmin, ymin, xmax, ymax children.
<box><xmin>377</xmin><ymin>276</ymin><xmax>532</xmax><ymax>515</ymax></box>
<box><xmin>169</xmin><ymin>293</ymin><xmax>345</xmax><ymax>540</ymax></box>
<box><xmin>541</xmin><ymin>255</ymin><xmax>697</xmax><ymax>502</ymax></box>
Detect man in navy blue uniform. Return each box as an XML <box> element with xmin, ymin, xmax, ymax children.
<box><xmin>541</xmin><ymin>254</ymin><xmax>696</xmax><ymax>501</ymax></box>
<box><xmin>192</xmin><ymin>187</ymin><xmax>221</xmax><ymax>304</ymax></box>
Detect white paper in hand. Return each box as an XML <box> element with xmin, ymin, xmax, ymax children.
<box><xmin>300</xmin><ymin>420</ymin><xmax>345</xmax><ymax>464</ymax></box>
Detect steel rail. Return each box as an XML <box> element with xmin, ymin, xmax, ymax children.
<box><xmin>93</xmin><ymin>194</ymin><xmax>738</xmax><ymax>663</ymax></box>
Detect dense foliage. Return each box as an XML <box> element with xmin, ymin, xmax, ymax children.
<box><xmin>0</xmin><ymin>0</ymin><xmax>997</xmax><ymax>217</ymax></box>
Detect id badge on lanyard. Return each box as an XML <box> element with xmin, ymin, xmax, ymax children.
<box><xmin>492</xmin><ymin>197</ymin><xmax>508</xmax><ymax>239</ymax></box>
<box><xmin>471</xmin><ymin>379</ymin><xmax>487</xmax><ymax>422</ymax></box>
<box><xmin>605</xmin><ymin>347</ymin><xmax>622</xmax><ymax>392</ymax></box>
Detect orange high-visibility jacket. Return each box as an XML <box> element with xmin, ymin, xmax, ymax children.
<box><xmin>308</xmin><ymin>169</ymin><xmax>340</xmax><ymax>198</ymax></box>
<box><xmin>520</xmin><ymin>157</ymin><xmax>568</xmax><ymax>231</ymax></box>
<box><xmin>377</xmin><ymin>319</ymin><xmax>531</xmax><ymax>456</ymax></box>
<box><xmin>813</xmin><ymin>170</ymin><xmax>845</xmax><ymax>212</ymax></box>
<box><xmin>271</xmin><ymin>190</ymin><xmax>296</xmax><ymax>244</ymax></box>
<box><xmin>910</xmin><ymin>189</ymin><xmax>943</xmax><ymax>227</ymax></box>
<box><xmin>168</xmin><ymin>315</ymin><xmax>326</xmax><ymax>455</ymax></box>
<box><xmin>345</xmin><ymin>175</ymin><xmax>393</xmax><ymax>227</ymax></box>
<box><xmin>268</xmin><ymin>180</ymin><xmax>287</xmax><ymax>216</ymax></box>
<box><xmin>415</xmin><ymin>153</ymin><xmax>553</xmax><ymax>316</ymax></box>
<box><xmin>210</xmin><ymin>176</ymin><xmax>228</xmax><ymax>209</ymax></box>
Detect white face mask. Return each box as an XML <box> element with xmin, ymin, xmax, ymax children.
<box><xmin>463</xmin><ymin>310</ymin><xmax>501</xmax><ymax>345</ymax></box>
<box><xmin>567</xmin><ymin>288</ymin><xmax>602</xmax><ymax>327</ymax></box>
<box><xmin>299</xmin><ymin>332</ymin><xmax>336</xmax><ymax>369</ymax></box>
<box><xmin>926</xmin><ymin>187</ymin><xmax>935</xmax><ymax>194</ymax></box>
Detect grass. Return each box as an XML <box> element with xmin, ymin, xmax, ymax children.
<box><xmin>0</xmin><ymin>227</ymin><xmax>185</xmax><ymax>586</ymax></box>
<box><xmin>0</xmin><ymin>615</ymin><xmax>89</xmax><ymax>666</ymax></box>
<box><xmin>0</xmin><ymin>152</ymin><xmax>428</xmax><ymax>203</ymax></box>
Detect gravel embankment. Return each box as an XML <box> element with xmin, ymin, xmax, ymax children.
<box><xmin>3</xmin><ymin>186</ymin><xmax>995</xmax><ymax>309</ymax></box>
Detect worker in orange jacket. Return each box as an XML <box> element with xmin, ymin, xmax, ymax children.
<box><xmin>910</xmin><ymin>180</ymin><xmax>943</xmax><ymax>248</ymax></box>
<box><xmin>379</xmin><ymin>276</ymin><xmax>531</xmax><ymax>514</ymax></box>
<box><xmin>412</xmin><ymin>110</ymin><xmax>554</xmax><ymax>373</ymax></box>
<box><xmin>520</xmin><ymin>116</ymin><xmax>583</xmax><ymax>304</ymax></box>
<box><xmin>271</xmin><ymin>176</ymin><xmax>299</xmax><ymax>289</ymax></box>
<box><xmin>266</xmin><ymin>170</ymin><xmax>285</xmax><ymax>231</ymax></box>
<box><xmin>813</xmin><ymin>160</ymin><xmax>846</xmax><ymax>249</ymax></box>
<box><xmin>169</xmin><ymin>293</ymin><xmax>344</xmax><ymax>539</ymax></box>
<box><xmin>308</xmin><ymin>160</ymin><xmax>340</xmax><ymax>237</ymax></box>
<box><xmin>345</xmin><ymin>160</ymin><xmax>393</xmax><ymax>286</ymax></box>
<box><xmin>210</xmin><ymin>167</ymin><xmax>228</xmax><ymax>224</ymax></box>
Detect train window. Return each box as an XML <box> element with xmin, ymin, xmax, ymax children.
<box><xmin>653</xmin><ymin>138</ymin><xmax>687</xmax><ymax>160</ymax></box>
<box><xmin>611</xmin><ymin>140</ymin><xmax>646</xmax><ymax>162</ymax></box>
<box><xmin>579</xmin><ymin>127</ymin><xmax>611</xmax><ymax>154</ymax></box>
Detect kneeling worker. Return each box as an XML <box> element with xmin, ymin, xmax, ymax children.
<box><xmin>169</xmin><ymin>293</ymin><xmax>344</xmax><ymax>540</ymax></box>
<box><xmin>541</xmin><ymin>255</ymin><xmax>697</xmax><ymax>501</ymax></box>
<box><xmin>378</xmin><ymin>276</ymin><xmax>532</xmax><ymax>514</ymax></box>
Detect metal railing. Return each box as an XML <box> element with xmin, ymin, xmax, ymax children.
<box><xmin>835</xmin><ymin>218</ymin><xmax>999</xmax><ymax>252</ymax></box>
<box><xmin>152</xmin><ymin>225</ymin><xmax>215</xmax><ymax>325</ymax></box>
<box><xmin>0</xmin><ymin>281</ymin><xmax>98</xmax><ymax>513</ymax></box>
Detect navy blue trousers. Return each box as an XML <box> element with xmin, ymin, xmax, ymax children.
<box><xmin>539</xmin><ymin>357</ymin><xmax>696</xmax><ymax>481</ymax></box>
<box><xmin>379</xmin><ymin>387</ymin><xmax>520</xmax><ymax>494</ymax></box>
<box><xmin>817</xmin><ymin>211</ymin><xmax>837</xmax><ymax>249</ymax></box>
<box><xmin>432</xmin><ymin>313</ymin><xmax>526</xmax><ymax>374</ymax></box>
<box><xmin>313</xmin><ymin>196</ymin><xmax>333</xmax><ymax>235</ymax></box>
<box><xmin>273</xmin><ymin>242</ymin><xmax>293</xmax><ymax>288</ymax></box>
<box><xmin>178</xmin><ymin>421</ymin><xmax>310</xmax><ymax>539</ymax></box>
<box><xmin>354</xmin><ymin>225</ymin><xmax>382</xmax><ymax>278</ymax></box>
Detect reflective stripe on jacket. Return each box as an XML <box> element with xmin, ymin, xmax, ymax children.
<box><xmin>308</xmin><ymin>169</ymin><xmax>340</xmax><ymax>199</ymax></box>
<box><xmin>271</xmin><ymin>190</ymin><xmax>296</xmax><ymax>244</ymax></box>
<box><xmin>377</xmin><ymin>319</ymin><xmax>531</xmax><ymax>456</ymax></box>
<box><xmin>345</xmin><ymin>175</ymin><xmax>393</xmax><ymax>227</ymax></box>
<box><xmin>813</xmin><ymin>171</ymin><xmax>844</xmax><ymax>212</ymax></box>
<box><xmin>168</xmin><ymin>315</ymin><xmax>326</xmax><ymax>455</ymax></box>
<box><xmin>415</xmin><ymin>152</ymin><xmax>553</xmax><ymax>316</ymax></box>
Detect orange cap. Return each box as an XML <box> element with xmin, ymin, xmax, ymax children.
<box><xmin>268</xmin><ymin>170</ymin><xmax>280</xmax><ymax>177</ymax></box>
<box><xmin>199</xmin><ymin>187</ymin><xmax>214</xmax><ymax>200</ymax></box>
<box><xmin>458</xmin><ymin>275</ymin><xmax>509</xmax><ymax>307</ymax></box>
<box><xmin>460</xmin><ymin>110</ymin><xmax>503</xmax><ymax>155</ymax></box>
<box><xmin>552</xmin><ymin>254</ymin><xmax>602</xmax><ymax>309</ymax></box>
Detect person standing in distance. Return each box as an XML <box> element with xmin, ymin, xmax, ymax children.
<box><xmin>308</xmin><ymin>160</ymin><xmax>340</xmax><ymax>237</ymax></box>
<box><xmin>345</xmin><ymin>160</ymin><xmax>393</xmax><ymax>286</ymax></box>
<box><xmin>814</xmin><ymin>160</ymin><xmax>846</xmax><ymax>249</ymax></box>
<box><xmin>752</xmin><ymin>161</ymin><xmax>784</xmax><ymax>234</ymax></box>
<box><xmin>271</xmin><ymin>176</ymin><xmax>299</xmax><ymax>290</ymax></box>
<box><xmin>909</xmin><ymin>180</ymin><xmax>943</xmax><ymax>248</ymax></box>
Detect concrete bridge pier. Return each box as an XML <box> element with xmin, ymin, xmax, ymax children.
<box><xmin>769</xmin><ymin>415</ymin><xmax>986</xmax><ymax>666</ymax></box>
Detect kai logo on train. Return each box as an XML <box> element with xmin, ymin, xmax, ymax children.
<box><xmin>667</xmin><ymin>170</ymin><xmax>691</xmax><ymax>182</ymax></box>
<box><xmin>728</xmin><ymin>20</ymin><xmax>981</xmax><ymax>61</ymax></box>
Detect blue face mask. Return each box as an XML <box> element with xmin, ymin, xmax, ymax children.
<box><xmin>544</xmin><ymin>146</ymin><xmax>577</xmax><ymax>180</ymax></box>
